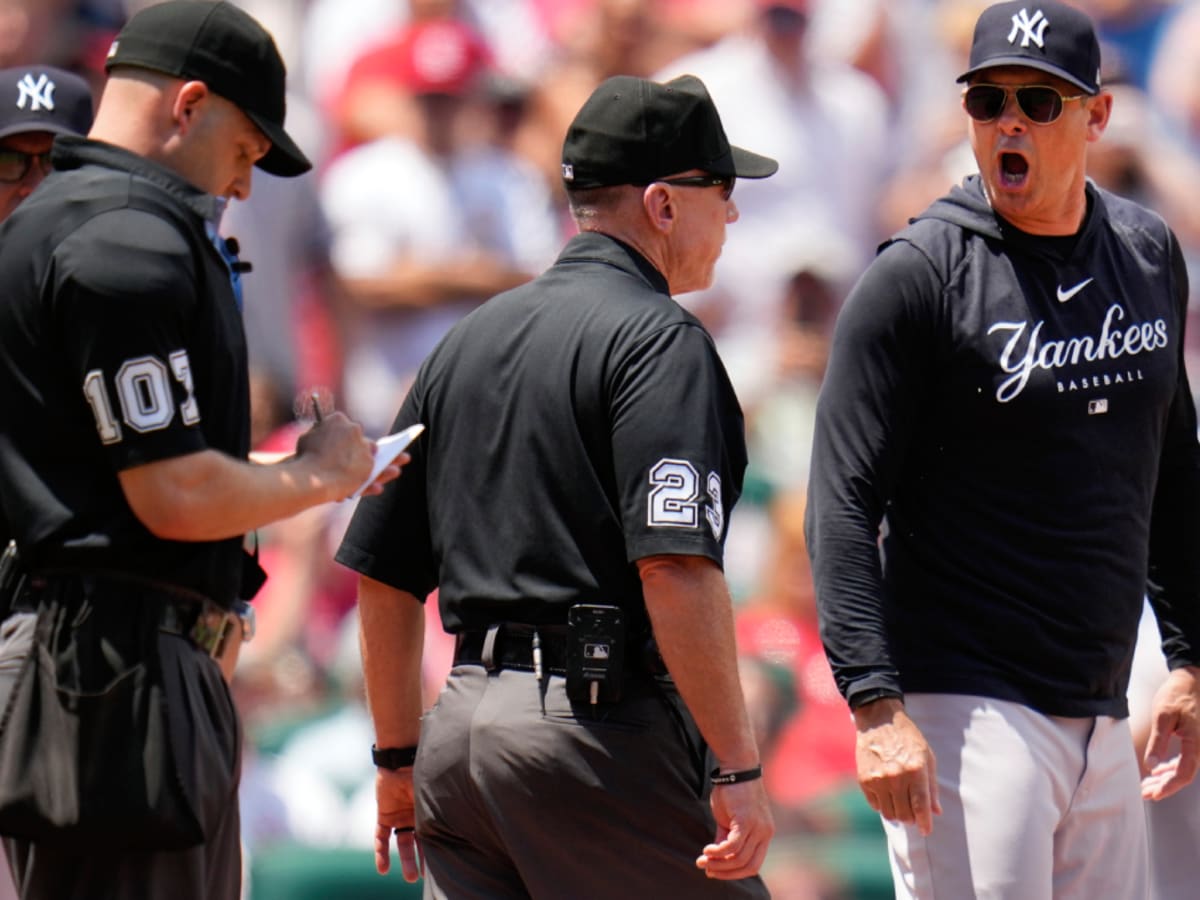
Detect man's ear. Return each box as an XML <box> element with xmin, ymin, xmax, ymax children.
<box><xmin>1085</xmin><ymin>92</ymin><xmax>1113</xmax><ymax>143</ymax></box>
<box><xmin>643</xmin><ymin>183</ymin><xmax>675</xmax><ymax>234</ymax></box>
<box><xmin>173</xmin><ymin>80</ymin><xmax>209</xmax><ymax>130</ymax></box>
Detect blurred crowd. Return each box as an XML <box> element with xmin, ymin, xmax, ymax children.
<box><xmin>12</xmin><ymin>0</ymin><xmax>1200</xmax><ymax>897</ymax></box>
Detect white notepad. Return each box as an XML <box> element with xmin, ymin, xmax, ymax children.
<box><xmin>351</xmin><ymin>423</ymin><xmax>425</xmax><ymax>499</ymax></box>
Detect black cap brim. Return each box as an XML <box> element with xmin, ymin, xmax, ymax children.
<box><xmin>246</xmin><ymin>110</ymin><xmax>311</xmax><ymax>176</ymax></box>
<box><xmin>956</xmin><ymin>59</ymin><xmax>1099</xmax><ymax>96</ymax></box>
<box><xmin>729</xmin><ymin>145</ymin><xmax>778</xmax><ymax>179</ymax></box>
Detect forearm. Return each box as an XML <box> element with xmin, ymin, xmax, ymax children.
<box><xmin>119</xmin><ymin>448</ymin><xmax>343</xmax><ymax>541</ymax></box>
<box><xmin>639</xmin><ymin>554</ymin><xmax>759</xmax><ymax>770</ymax></box>
<box><xmin>120</xmin><ymin>413</ymin><xmax>386</xmax><ymax>542</ymax></box>
<box><xmin>358</xmin><ymin>576</ymin><xmax>425</xmax><ymax>747</ymax></box>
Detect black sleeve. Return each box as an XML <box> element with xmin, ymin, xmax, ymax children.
<box><xmin>53</xmin><ymin>210</ymin><xmax>208</xmax><ymax>470</ymax></box>
<box><xmin>805</xmin><ymin>239</ymin><xmax>941</xmax><ymax>707</ymax></box>
<box><xmin>611</xmin><ymin>322</ymin><xmax>746</xmax><ymax>564</ymax></box>
<box><xmin>1146</xmin><ymin>228</ymin><xmax>1200</xmax><ymax>669</ymax></box>
<box><xmin>335</xmin><ymin>383</ymin><xmax>436</xmax><ymax>600</ymax></box>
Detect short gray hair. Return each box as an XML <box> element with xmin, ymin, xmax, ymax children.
<box><xmin>566</xmin><ymin>184</ymin><xmax>634</xmax><ymax>226</ymax></box>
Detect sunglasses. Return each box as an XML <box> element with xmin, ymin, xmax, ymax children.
<box><xmin>962</xmin><ymin>84</ymin><xmax>1087</xmax><ymax>125</ymax></box>
<box><xmin>0</xmin><ymin>148</ymin><xmax>52</xmax><ymax>183</ymax></box>
<box><xmin>656</xmin><ymin>173</ymin><xmax>736</xmax><ymax>201</ymax></box>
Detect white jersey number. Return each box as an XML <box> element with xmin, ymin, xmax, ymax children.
<box><xmin>648</xmin><ymin>459</ymin><xmax>699</xmax><ymax>527</ymax></box>
<box><xmin>647</xmin><ymin>458</ymin><xmax>726</xmax><ymax>539</ymax></box>
<box><xmin>82</xmin><ymin>349</ymin><xmax>201</xmax><ymax>443</ymax></box>
<box><xmin>705</xmin><ymin>471</ymin><xmax>724</xmax><ymax>540</ymax></box>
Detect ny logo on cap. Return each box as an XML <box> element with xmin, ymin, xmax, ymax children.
<box><xmin>16</xmin><ymin>73</ymin><xmax>55</xmax><ymax>112</ymax></box>
<box><xmin>1008</xmin><ymin>8</ymin><xmax>1049</xmax><ymax>49</ymax></box>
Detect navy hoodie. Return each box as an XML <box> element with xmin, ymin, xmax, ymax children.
<box><xmin>806</xmin><ymin>175</ymin><xmax>1200</xmax><ymax>717</ymax></box>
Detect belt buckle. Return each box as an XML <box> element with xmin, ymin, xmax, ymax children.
<box><xmin>189</xmin><ymin>605</ymin><xmax>232</xmax><ymax>657</ymax></box>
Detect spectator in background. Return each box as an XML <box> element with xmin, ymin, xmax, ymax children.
<box><xmin>1084</xmin><ymin>81</ymin><xmax>1200</xmax><ymax>255</ymax></box>
<box><xmin>1146</xmin><ymin>0</ymin><xmax>1200</xmax><ymax>156</ymax></box>
<box><xmin>1077</xmin><ymin>0</ymin><xmax>1175</xmax><ymax>90</ymax></box>
<box><xmin>331</xmin><ymin>2</ymin><xmax>491</xmax><ymax>153</ymax></box>
<box><xmin>298</xmin><ymin>0</ymin><xmax>409</xmax><ymax>122</ymax></box>
<box><xmin>655</xmin><ymin>0</ymin><xmax>891</xmax><ymax>411</ymax></box>
<box><xmin>223</xmin><ymin>172</ymin><xmax>339</xmax><ymax>435</ymax></box>
<box><xmin>510</xmin><ymin>0</ymin><xmax>689</xmax><ymax>200</ymax></box>
<box><xmin>744</xmin><ymin>231</ymin><xmax>852</xmax><ymax>495</ymax></box>
<box><xmin>320</xmin><ymin>14</ymin><xmax>553</xmax><ymax>435</ymax></box>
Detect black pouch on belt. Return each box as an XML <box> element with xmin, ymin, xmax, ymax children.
<box><xmin>566</xmin><ymin>604</ymin><xmax>625</xmax><ymax>704</ymax></box>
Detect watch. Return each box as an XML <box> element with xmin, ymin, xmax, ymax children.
<box><xmin>371</xmin><ymin>744</ymin><xmax>418</xmax><ymax>769</ymax></box>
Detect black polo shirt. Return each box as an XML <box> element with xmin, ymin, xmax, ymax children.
<box><xmin>337</xmin><ymin>231</ymin><xmax>747</xmax><ymax>635</ymax></box>
<box><xmin>0</xmin><ymin>136</ymin><xmax>251</xmax><ymax>606</ymax></box>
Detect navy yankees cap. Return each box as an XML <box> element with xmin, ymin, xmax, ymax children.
<box><xmin>561</xmin><ymin>74</ymin><xmax>778</xmax><ymax>189</ymax></box>
<box><xmin>958</xmin><ymin>1</ymin><xmax>1102</xmax><ymax>95</ymax></box>
<box><xmin>105</xmin><ymin>0</ymin><xmax>311</xmax><ymax>176</ymax></box>
<box><xmin>0</xmin><ymin>66</ymin><xmax>93</xmax><ymax>140</ymax></box>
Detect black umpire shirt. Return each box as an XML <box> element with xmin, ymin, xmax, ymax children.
<box><xmin>0</xmin><ymin>136</ymin><xmax>251</xmax><ymax>607</ymax></box>
<box><xmin>337</xmin><ymin>232</ymin><xmax>747</xmax><ymax>638</ymax></box>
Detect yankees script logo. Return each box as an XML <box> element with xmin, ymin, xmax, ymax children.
<box><xmin>1008</xmin><ymin>9</ymin><xmax>1049</xmax><ymax>48</ymax></box>
<box><xmin>987</xmin><ymin>303</ymin><xmax>1168</xmax><ymax>403</ymax></box>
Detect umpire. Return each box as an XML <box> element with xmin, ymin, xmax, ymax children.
<box><xmin>0</xmin><ymin>3</ymin><xmax>399</xmax><ymax>899</ymax></box>
<box><xmin>336</xmin><ymin>73</ymin><xmax>777</xmax><ymax>897</ymax></box>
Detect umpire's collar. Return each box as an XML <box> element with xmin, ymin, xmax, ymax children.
<box><xmin>51</xmin><ymin>134</ymin><xmax>226</xmax><ymax>224</ymax></box>
<box><xmin>554</xmin><ymin>231</ymin><xmax>671</xmax><ymax>296</ymax></box>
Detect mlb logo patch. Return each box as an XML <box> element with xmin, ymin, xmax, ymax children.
<box><xmin>1087</xmin><ymin>398</ymin><xmax>1108</xmax><ymax>415</ymax></box>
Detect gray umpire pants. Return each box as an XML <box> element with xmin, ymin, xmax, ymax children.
<box><xmin>415</xmin><ymin>664</ymin><xmax>769</xmax><ymax>900</ymax></box>
<box><xmin>0</xmin><ymin>597</ymin><xmax>242</xmax><ymax>900</ymax></box>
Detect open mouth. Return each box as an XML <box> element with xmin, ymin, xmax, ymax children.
<box><xmin>998</xmin><ymin>152</ymin><xmax>1029</xmax><ymax>188</ymax></box>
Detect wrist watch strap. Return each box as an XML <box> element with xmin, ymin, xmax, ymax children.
<box><xmin>371</xmin><ymin>744</ymin><xmax>418</xmax><ymax>769</ymax></box>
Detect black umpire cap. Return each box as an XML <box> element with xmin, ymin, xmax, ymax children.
<box><xmin>104</xmin><ymin>0</ymin><xmax>311</xmax><ymax>176</ymax></box>
<box><xmin>561</xmin><ymin>74</ymin><xmax>778</xmax><ymax>189</ymax></box>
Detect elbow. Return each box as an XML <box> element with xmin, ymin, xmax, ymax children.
<box><xmin>127</xmin><ymin>493</ymin><xmax>199</xmax><ymax>541</ymax></box>
<box><xmin>637</xmin><ymin>553</ymin><xmax>721</xmax><ymax>605</ymax></box>
<box><xmin>637</xmin><ymin>554</ymin><xmax>699</xmax><ymax>585</ymax></box>
<box><xmin>118</xmin><ymin>452</ymin><xmax>216</xmax><ymax>542</ymax></box>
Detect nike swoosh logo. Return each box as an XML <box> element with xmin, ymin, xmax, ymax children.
<box><xmin>1056</xmin><ymin>277</ymin><xmax>1094</xmax><ymax>303</ymax></box>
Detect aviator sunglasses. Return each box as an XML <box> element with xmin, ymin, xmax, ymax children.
<box><xmin>655</xmin><ymin>173</ymin><xmax>736</xmax><ymax>201</ymax></box>
<box><xmin>0</xmin><ymin>148</ymin><xmax>52</xmax><ymax>183</ymax></box>
<box><xmin>962</xmin><ymin>84</ymin><xmax>1087</xmax><ymax>125</ymax></box>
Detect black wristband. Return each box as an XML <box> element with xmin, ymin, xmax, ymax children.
<box><xmin>709</xmin><ymin>764</ymin><xmax>763</xmax><ymax>786</ymax></box>
<box><xmin>372</xmin><ymin>744</ymin><xmax>418</xmax><ymax>769</ymax></box>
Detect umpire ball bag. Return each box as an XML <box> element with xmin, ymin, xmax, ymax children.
<box><xmin>0</xmin><ymin>582</ymin><xmax>237</xmax><ymax>850</ymax></box>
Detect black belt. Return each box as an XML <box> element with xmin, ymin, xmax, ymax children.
<box><xmin>453</xmin><ymin>623</ymin><xmax>670</xmax><ymax>678</ymax></box>
<box><xmin>454</xmin><ymin>623</ymin><xmax>570</xmax><ymax>675</ymax></box>
<box><xmin>8</xmin><ymin>571</ymin><xmax>232</xmax><ymax>653</ymax></box>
